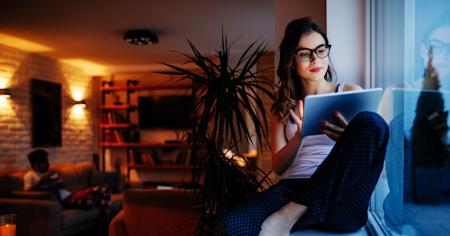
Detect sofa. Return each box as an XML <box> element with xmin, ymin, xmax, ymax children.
<box><xmin>0</xmin><ymin>161</ymin><xmax>124</xmax><ymax>236</ymax></box>
<box><xmin>109</xmin><ymin>189</ymin><xmax>199</xmax><ymax>236</ymax></box>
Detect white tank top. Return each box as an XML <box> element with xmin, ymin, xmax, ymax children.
<box><xmin>281</xmin><ymin>84</ymin><xmax>344</xmax><ymax>179</ymax></box>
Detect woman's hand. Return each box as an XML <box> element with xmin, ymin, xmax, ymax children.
<box><xmin>289</xmin><ymin>100</ymin><xmax>304</xmax><ymax>137</ymax></box>
<box><xmin>321</xmin><ymin>111</ymin><xmax>348</xmax><ymax>141</ymax></box>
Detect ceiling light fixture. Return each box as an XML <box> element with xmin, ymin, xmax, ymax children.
<box><xmin>124</xmin><ymin>30</ymin><xmax>158</xmax><ymax>46</ymax></box>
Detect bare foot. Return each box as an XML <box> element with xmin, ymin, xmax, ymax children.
<box><xmin>259</xmin><ymin>202</ymin><xmax>307</xmax><ymax>236</ymax></box>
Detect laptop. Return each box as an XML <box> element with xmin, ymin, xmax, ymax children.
<box><xmin>302</xmin><ymin>88</ymin><xmax>383</xmax><ymax>136</ymax></box>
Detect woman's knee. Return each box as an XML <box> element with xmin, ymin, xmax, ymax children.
<box><xmin>352</xmin><ymin>111</ymin><xmax>387</xmax><ymax>128</ymax></box>
<box><xmin>347</xmin><ymin>112</ymin><xmax>389</xmax><ymax>142</ymax></box>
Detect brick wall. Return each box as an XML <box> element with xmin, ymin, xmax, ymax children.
<box><xmin>0</xmin><ymin>44</ymin><xmax>95</xmax><ymax>172</ymax></box>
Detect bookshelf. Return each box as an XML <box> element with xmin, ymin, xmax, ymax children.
<box><xmin>100</xmin><ymin>79</ymin><xmax>193</xmax><ymax>185</ymax></box>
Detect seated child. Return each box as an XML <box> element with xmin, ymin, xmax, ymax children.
<box><xmin>23</xmin><ymin>149</ymin><xmax>111</xmax><ymax>214</ymax></box>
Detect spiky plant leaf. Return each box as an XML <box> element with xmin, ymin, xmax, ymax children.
<box><xmin>159</xmin><ymin>34</ymin><xmax>274</xmax><ymax>235</ymax></box>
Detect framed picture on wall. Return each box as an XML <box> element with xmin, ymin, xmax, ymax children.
<box><xmin>31</xmin><ymin>79</ymin><xmax>62</xmax><ymax>147</ymax></box>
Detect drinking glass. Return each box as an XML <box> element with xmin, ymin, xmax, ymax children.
<box><xmin>0</xmin><ymin>214</ymin><xmax>16</xmax><ymax>236</ymax></box>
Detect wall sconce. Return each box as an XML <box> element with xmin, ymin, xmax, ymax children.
<box><xmin>73</xmin><ymin>100</ymin><xmax>86</xmax><ymax>108</ymax></box>
<box><xmin>0</xmin><ymin>88</ymin><xmax>11</xmax><ymax>97</ymax></box>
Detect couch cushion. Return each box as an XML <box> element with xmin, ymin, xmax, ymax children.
<box><xmin>110</xmin><ymin>193</ymin><xmax>123</xmax><ymax>213</ymax></box>
<box><xmin>90</xmin><ymin>171</ymin><xmax>124</xmax><ymax>194</ymax></box>
<box><xmin>62</xmin><ymin>208</ymin><xmax>99</xmax><ymax>230</ymax></box>
<box><xmin>0</xmin><ymin>162</ymin><xmax>94</xmax><ymax>195</ymax></box>
<box><xmin>0</xmin><ymin>170</ymin><xmax>27</xmax><ymax>196</ymax></box>
<box><xmin>9</xmin><ymin>190</ymin><xmax>56</xmax><ymax>201</ymax></box>
<box><xmin>54</xmin><ymin>162</ymin><xmax>93</xmax><ymax>192</ymax></box>
<box><xmin>123</xmin><ymin>189</ymin><xmax>198</xmax><ymax>236</ymax></box>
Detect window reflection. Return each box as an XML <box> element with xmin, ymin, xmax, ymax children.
<box><xmin>372</xmin><ymin>0</ymin><xmax>450</xmax><ymax>235</ymax></box>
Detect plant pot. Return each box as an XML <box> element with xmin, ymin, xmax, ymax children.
<box><xmin>413</xmin><ymin>166</ymin><xmax>443</xmax><ymax>204</ymax></box>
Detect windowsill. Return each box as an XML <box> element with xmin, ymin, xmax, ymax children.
<box><xmin>367</xmin><ymin>211</ymin><xmax>387</xmax><ymax>236</ymax></box>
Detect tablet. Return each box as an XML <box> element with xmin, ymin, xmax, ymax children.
<box><xmin>392</xmin><ymin>88</ymin><xmax>450</xmax><ymax>141</ymax></box>
<box><xmin>302</xmin><ymin>88</ymin><xmax>383</xmax><ymax>136</ymax></box>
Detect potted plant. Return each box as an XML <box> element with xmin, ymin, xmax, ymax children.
<box><xmin>160</xmin><ymin>33</ymin><xmax>274</xmax><ymax>233</ymax></box>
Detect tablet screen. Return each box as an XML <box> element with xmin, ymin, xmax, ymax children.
<box><xmin>302</xmin><ymin>88</ymin><xmax>383</xmax><ymax>136</ymax></box>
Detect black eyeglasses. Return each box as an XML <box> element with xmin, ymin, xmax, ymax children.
<box><xmin>295</xmin><ymin>44</ymin><xmax>331</xmax><ymax>62</ymax></box>
<box><xmin>427</xmin><ymin>40</ymin><xmax>450</xmax><ymax>56</ymax></box>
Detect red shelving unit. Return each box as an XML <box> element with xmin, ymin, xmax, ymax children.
<box><xmin>100</xmin><ymin>79</ymin><xmax>194</xmax><ymax>185</ymax></box>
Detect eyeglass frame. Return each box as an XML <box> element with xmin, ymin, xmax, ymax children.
<box><xmin>426</xmin><ymin>39</ymin><xmax>450</xmax><ymax>56</ymax></box>
<box><xmin>295</xmin><ymin>44</ymin><xmax>332</xmax><ymax>62</ymax></box>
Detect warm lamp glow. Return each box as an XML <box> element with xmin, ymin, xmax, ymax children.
<box><xmin>70</xmin><ymin>87</ymin><xmax>85</xmax><ymax>102</ymax></box>
<box><xmin>0</xmin><ymin>71</ymin><xmax>11</xmax><ymax>88</ymax></box>
<box><xmin>0</xmin><ymin>33</ymin><xmax>53</xmax><ymax>52</ymax></box>
<box><xmin>0</xmin><ymin>78</ymin><xmax>8</xmax><ymax>88</ymax></box>
<box><xmin>61</xmin><ymin>59</ymin><xmax>107</xmax><ymax>76</ymax></box>
<box><xmin>223</xmin><ymin>149</ymin><xmax>247</xmax><ymax>167</ymax></box>
<box><xmin>69</xmin><ymin>85</ymin><xmax>87</xmax><ymax>119</ymax></box>
<box><xmin>70</xmin><ymin>100</ymin><xmax>87</xmax><ymax>120</ymax></box>
<box><xmin>0</xmin><ymin>95</ymin><xmax>10</xmax><ymax>106</ymax></box>
<box><xmin>0</xmin><ymin>92</ymin><xmax>12</xmax><ymax>113</ymax></box>
<box><xmin>73</xmin><ymin>104</ymin><xmax>86</xmax><ymax>114</ymax></box>
<box><xmin>243</xmin><ymin>149</ymin><xmax>258</xmax><ymax>158</ymax></box>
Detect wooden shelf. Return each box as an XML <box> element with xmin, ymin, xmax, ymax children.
<box><xmin>100</xmin><ymin>80</ymin><xmax>194</xmax><ymax>185</ymax></box>
<box><xmin>100</xmin><ymin>84</ymin><xmax>191</xmax><ymax>92</ymax></box>
<box><xmin>128</xmin><ymin>164</ymin><xmax>193</xmax><ymax>170</ymax></box>
<box><xmin>100</xmin><ymin>104</ymin><xmax>136</xmax><ymax>110</ymax></box>
<box><xmin>101</xmin><ymin>142</ymin><xmax>192</xmax><ymax>148</ymax></box>
<box><xmin>100</xmin><ymin>123</ymin><xmax>133</xmax><ymax>128</ymax></box>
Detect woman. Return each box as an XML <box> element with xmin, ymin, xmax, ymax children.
<box><xmin>216</xmin><ymin>17</ymin><xmax>389</xmax><ymax>236</ymax></box>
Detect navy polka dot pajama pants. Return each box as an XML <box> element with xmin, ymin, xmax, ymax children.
<box><xmin>216</xmin><ymin>111</ymin><xmax>389</xmax><ymax>236</ymax></box>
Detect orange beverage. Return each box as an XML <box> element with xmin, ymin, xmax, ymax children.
<box><xmin>0</xmin><ymin>224</ymin><xmax>16</xmax><ymax>236</ymax></box>
<box><xmin>0</xmin><ymin>214</ymin><xmax>16</xmax><ymax>236</ymax></box>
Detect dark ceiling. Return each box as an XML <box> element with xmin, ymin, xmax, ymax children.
<box><xmin>0</xmin><ymin>0</ymin><xmax>275</xmax><ymax>74</ymax></box>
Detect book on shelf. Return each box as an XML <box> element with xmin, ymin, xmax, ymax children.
<box><xmin>113</xmin><ymin>111</ymin><xmax>127</xmax><ymax>123</ymax></box>
<box><xmin>175</xmin><ymin>149</ymin><xmax>191</xmax><ymax>166</ymax></box>
<box><xmin>107</xmin><ymin>111</ymin><xmax>129</xmax><ymax>124</ymax></box>
<box><xmin>103</xmin><ymin>127</ymin><xmax>126</xmax><ymax>143</ymax></box>
<box><xmin>101</xmin><ymin>112</ymin><xmax>109</xmax><ymax>124</ymax></box>
<box><xmin>151</xmin><ymin>154</ymin><xmax>162</xmax><ymax>165</ymax></box>
<box><xmin>102</xmin><ymin>110</ymin><xmax>128</xmax><ymax>125</ymax></box>
<box><xmin>128</xmin><ymin>149</ymin><xmax>136</xmax><ymax>165</ymax></box>
<box><xmin>104</xmin><ymin>129</ymin><xmax>117</xmax><ymax>142</ymax></box>
<box><xmin>102</xmin><ymin>110</ymin><xmax>132</xmax><ymax>143</ymax></box>
<box><xmin>140</xmin><ymin>153</ymin><xmax>155</xmax><ymax>165</ymax></box>
<box><xmin>130</xmin><ymin>150</ymin><xmax>156</xmax><ymax>166</ymax></box>
<box><xmin>108</xmin><ymin>112</ymin><xmax>115</xmax><ymax>123</ymax></box>
<box><xmin>113</xmin><ymin>130</ymin><xmax>123</xmax><ymax>143</ymax></box>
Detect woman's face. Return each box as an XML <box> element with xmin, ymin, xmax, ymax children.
<box><xmin>422</xmin><ymin>25</ymin><xmax>450</xmax><ymax>80</ymax></box>
<box><xmin>294</xmin><ymin>31</ymin><xmax>329</xmax><ymax>83</ymax></box>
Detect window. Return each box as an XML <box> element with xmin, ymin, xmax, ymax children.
<box><xmin>369</xmin><ymin>0</ymin><xmax>450</xmax><ymax>235</ymax></box>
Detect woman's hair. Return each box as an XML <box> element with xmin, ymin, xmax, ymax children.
<box><xmin>271</xmin><ymin>17</ymin><xmax>335</xmax><ymax>120</ymax></box>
